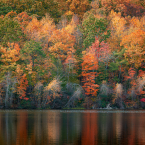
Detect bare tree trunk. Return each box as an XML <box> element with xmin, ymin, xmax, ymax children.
<box><xmin>9</xmin><ymin>78</ymin><xmax>16</xmax><ymax>107</ymax></box>
<box><xmin>5</xmin><ymin>72</ymin><xmax>10</xmax><ymax>108</ymax></box>
<box><xmin>37</xmin><ymin>90</ymin><xmax>42</xmax><ymax>108</ymax></box>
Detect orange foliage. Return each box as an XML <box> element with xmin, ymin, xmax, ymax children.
<box><xmin>0</xmin><ymin>43</ymin><xmax>20</xmax><ymax>66</ymax></box>
<box><xmin>25</xmin><ymin>17</ymin><xmax>42</xmax><ymax>41</ymax></box>
<box><xmin>125</xmin><ymin>67</ymin><xmax>136</xmax><ymax>80</ymax></box>
<box><xmin>138</xmin><ymin>70</ymin><xmax>145</xmax><ymax>78</ymax></box>
<box><xmin>63</xmin><ymin>54</ymin><xmax>77</xmax><ymax>73</ymax></box>
<box><xmin>107</xmin><ymin>10</ymin><xmax>127</xmax><ymax>51</ymax></box>
<box><xmin>25</xmin><ymin>15</ymin><xmax>55</xmax><ymax>48</ymax></box>
<box><xmin>91</xmin><ymin>37</ymin><xmax>110</xmax><ymax>61</ymax></box>
<box><xmin>16</xmin><ymin>65</ymin><xmax>28</xmax><ymax>99</ymax></box>
<box><xmin>64</xmin><ymin>14</ymin><xmax>79</xmax><ymax>34</ymax></box>
<box><xmin>82</xmin><ymin>44</ymin><xmax>99</xmax><ymax>97</ymax></box>
<box><xmin>49</xmin><ymin>28</ymin><xmax>76</xmax><ymax>62</ymax></box>
<box><xmin>16</xmin><ymin>12</ymin><xmax>32</xmax><ymax>31</ymax></box>
<box><xmin>121</xmin><ymin>29</ymin><xmax>145</xmax><ymax>68</ymax></box>
<box><xmin>82</xmin><ymin>37</ymin><xmax>110</xmax><ymax>97</ymax></box>
<box><xmin>65</xmin><ymin>0</ymin><xmax>90</xmax><ymax>18</ymax></box>
<box><xmin>5</xmin><ymin>11</ymin><xmax>17</xmax><ymax>18</ymax></box>
<box><xmin>101</xmin><ymin>0</ymin><xmax>145</xmax><ymax>17</ymax></box>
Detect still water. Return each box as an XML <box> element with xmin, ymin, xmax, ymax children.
<box><xmin>0</xmin><ymin>110</ymin><xmax>145</xmax><ymax>145</ymax></box>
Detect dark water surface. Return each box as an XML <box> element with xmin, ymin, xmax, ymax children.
<box><xmin>0</xmin><ymin>110</ymin><xmax>145</xmax><ymax>145</ymax></box>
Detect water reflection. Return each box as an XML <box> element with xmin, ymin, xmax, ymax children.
<box><xmin>0</xmin><ymin>110</ymin><xmax>145</xmax><ymax>145</ymax></box>
<box><xmin>81</xmin><ymin>113</ymin><xmax>98</xmax><ymax>145</ymax></box>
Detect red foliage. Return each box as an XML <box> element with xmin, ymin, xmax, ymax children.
<box><xmin>101</xmin><ymin>0</ymin><xmax>145</xmax><ymax>17</ymax></box>
<box><xmin>17</xmin><ymin>74</ymin><xmax>28</xmax><ymax>99</ymax></box>
<box><xmin>140</xmin><ymin>98</ymin><xmax>145</xmax><ymax>102</ymax></box>
<box><xmin>138</xmin><ymin>70</ymin><xmax>145</xmax><ymax>78</ymax></box>
<box><xmin>91</xmin><ymin>37</ymin><xmax>110</xmax><ymax>61</ymax></box>
<box><xmin>82</xmin><ymin>38</ymin><xmax>110</xmax><ymax>97</ymax></box>
<box><xmin>123</xmin><ymin>3</ymin><xmax>145</xmax><ymax>17</ymax></box>
<box><xmin>24</xmin><ymin>97</ymin><xmax>29</xmax><ymax>101</ymax></box>
<box><xmin>125</xmin><ymin>67</ymin><xmax>136</xmax><ymax>80</ymax></box>
<box><xmin>82</xmin><ymin>38</ymin><xmax>100</xmax><ymax>97</ymax></box>
<box><xmin>16</xmin><ymin>12</ymin><xmax>32</xmax><ymax>31</ymax></box>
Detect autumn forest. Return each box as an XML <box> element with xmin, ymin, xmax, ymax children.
<box><xmin>0</xmin><ymin>0</ymin><xmax>145</xmax><ymax>109</ymax></box>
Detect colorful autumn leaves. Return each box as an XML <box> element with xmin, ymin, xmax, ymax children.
<box><xmin>0</xmin><ymin>43</ymin><xmax>28</xmax><ymax>103</ymax></box>
<box><xmin>82</xmin><ymin>37</ymin><xmax>110</xmax><ymax>97</ymax></box>
<box><xmin>0</xmin><ymin>0</ymin><xmax>145</xmax><ymax>109</ymax></box>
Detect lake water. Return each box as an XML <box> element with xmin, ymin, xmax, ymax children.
<box><xmin>0</xmin><ymin>110</ymin><xmax>145</xmax><ymax>145</ymax></box>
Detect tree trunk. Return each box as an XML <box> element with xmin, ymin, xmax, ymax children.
<box><xmin>5</xmin><ymin>72</ymin><xmax>10</xmax><ymax>108</ymax></box>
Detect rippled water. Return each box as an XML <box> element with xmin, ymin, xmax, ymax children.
<box><xmin>0</xmin><ymin>110</ymin><xmax>145</xmax><ymax>145</ymax></box>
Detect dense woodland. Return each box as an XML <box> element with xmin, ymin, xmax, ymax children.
<box><xmin>0</xmin><ymin>0</ymin><xmax>145</xmax><ymax>109</ymax></box>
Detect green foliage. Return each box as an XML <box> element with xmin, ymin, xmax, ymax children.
<box><xmin>0</xmin><ymin>0</ymin><xmax>61</xmax><ymax>23</ymax></box>
<box><xmin>108</xmin><ymin>48</ymin><xmax>129</xmax><ymax>83</ymax></box>
<box><xmin>80</xmin><ymin>13</ymin><xmax>110</xmax><ymax>48</ymax></box>
<box><xmin>19</xmin><ymin>98</ymin><xmax>32</xmax><ymax>109</ymax></box>
<box><xmin>96</xmin><ymin>62</ymin><xmax>109</xmax><ymax>84</ymax></box>
<box><xmin>21</xmin><ymin>40</ymin><xmax>45</xmax><ymax>67</ymax></box>
<box><xmin>100</xmin><ymin>100</ymin><xmax>107</xmax><ymax>108</ymax></box>
<box><xmin>0</xmin><ymin>3</ymin><xmax>12</xmax><ymax>15</ymax></box>
<box><xmin>0</xmin><ymin>16</ymin><xmax>25</xmax><ymax>47</ymax></box>
<box><xmin>0</xmin><ymin>0</ymin><xmax>144</xmax><ymax>109</ymax></box>
<box><xmin>26</xmin><ymin>0</ymin><xmax>61</xmax><ymax>22</ymax></box>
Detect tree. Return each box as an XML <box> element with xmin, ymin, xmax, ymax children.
<box><xmin>64</xmin><ymin>14</ymin><xmax>80</xmax><ymax>35</ymax></box>
<box><xmin>48</xmin><ymin>28</ymin><xmax>76</xmax><ymax>63</ymax></box>
<box><xmin>63</xmin><ymin>54</ymin><xmax>77</xmax><ymax>83</ymax></box>
<box><xmin>0</xmin><ymin>3</ymin><xmax>12</xmax><ymax>16</ymax></box>
<box><xmin>16</xmin><ymin>65</ymin><xmax>28</xmax><ymax>100</ymax></box>
<box><xmin>38</xmin><ymin>14</ymin><xmax>55</xmax><ymax>48</ymax></box>
<box><xmin>90</xmin><ymin>37</ymin><xmax>111</xmax><ymax>84</ymax></box>
<box><xmin>24</xmin><ymin>17</ymin><xmax>42</xmax><ymax>42</ymax></box>
<box><xmin>65</xmin><ymin>0</ymin><xmax>90</xmax><ymax>19</ymax></box>
<box><xmin>25</xmin><ymin>15</ymin><xmax>55</xmax><ymax>48</ymax></box>
<box><xmin>21</xmin><ymin>40</ymin><xmax>45</xmax><ymax>69</ymax></box>
<box><xmin>108</xmin><ymin>48</ymin><xmax>128</xmax><ymax>84</ymax></box>
<box><xmin>16</xmin><ymin>11</ymin><xmax>32</xmax><ymax>32</ymax></box>
<box><xmin>43</xmin><ymin>78</ymin><xmax>62</xmax><ymax>108</ymax></box>
<box><xmin>120</xmin><ymin>29</ymin><xmax>145</xmax><ymax>68</ymax></box>
<box><xmin>82</xmin><ymin>40</ymin><xmax>99</xmax><ymax>97</ymax></box>
<box><xmin>0</xmin><ymin>0</ymin><xmax>61</xmax><ymax>23</ymax></box>
<box><xmin>0</xmin><ymin>42</ymin><xmax>20</xmax><ymax>74</ymax></box>
<box><xmin>107</xmin><ymin>10</ymin><xmax>127</xmax><ymax>52</ymax></box>
<box><xmin>0</xmin><ymin>14</ymin><xmax>25</xmax><ymax>47</ymax></box>
<box><xmin>80</xmin><ymin>12</ymin><xmax>110</xmax><ymax>49</ymax></box>
<box><xmin>101</xmin><ymin>0</ymin><xmax>145</xmax><ymax>17</ymax></box>
<box><xmin>0</xmin><ymin>43</ymin><xmax>21</xmax><ymax>107</ymax></box>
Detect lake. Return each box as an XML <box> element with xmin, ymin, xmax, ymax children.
<box><xmin>0</xmin><ymin>110</ymin><xmax>145</xmax><ymax>145</ymax></box>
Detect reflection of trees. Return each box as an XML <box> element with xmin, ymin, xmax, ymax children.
<box><xmin>0</xmin><ymin>112</ymin><xmax>5</xmax><ymax>144</ymax></box>
<box><xmin>0</xmin><ymin>111</ymin><xmax>145</xmax><ymax>145</ymax></box>
<box><xmin>47</xmin><ymin>111</ymin><xmax>61</xmax><ymax>144</ymax></box>
<box><xmin>16</xmin><ymin>111</ymin><xmax>28</xmax><ymax>145</ymax></box>
<box><xmin>116</xmin><ymin>113</ymin><xmax>122</xmax><ymax>140</ymax></box>
<box><xmin>137</xmin><ymin>114</ymin><xmax>145</xmax><ymax>145</ymax></box>
<box><xmin>97</xmin><ymin>113</ymin><xmax>116</xmax><ymax>144</ymax></box>
<box><xmin>59</xmin><ymin>112</ymin><xmax>82</xmax><ymax>144</ymax></box>
<box><xmin>81</xmin><ymin>113</ymin><xmax>98</xmax><ymax>145</ymax></box>
<box><xmin>127</xmin><ymin>114</ymin><xmax>136</xmax><ymax>145</ymax></box>
<box><xmin>31</xmin><ymin>111</ymin><xmax>42</xmax><ymax>145</ymax></box>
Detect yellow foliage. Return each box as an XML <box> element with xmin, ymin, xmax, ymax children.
<box><xmin>34</xmin><ymin>82</ymin><xmax>43</xmax><ymax>91</ymax></box>
<box><xmin>44</xmin><ymin>78</ymin><xmax>61</xmax><ymax>99</ymax></box>
<box><xmin>115</xmin><ymin>83</ymin><xmax>123</xmax><ymax>98</ymax></box>
<box><xmin>48</xmin><ymin>28</ymin><xmax>76</xmax><ymax>62</ymax></box>
<box><xmin>65</xmin><ymin>11</ymin><xmax>74</xmax><ymax>16</ymax></box>
<box><xmin>121</xmin><ymin>29</ymin><xmax>145</xmax><ymax>68</ymax></box>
